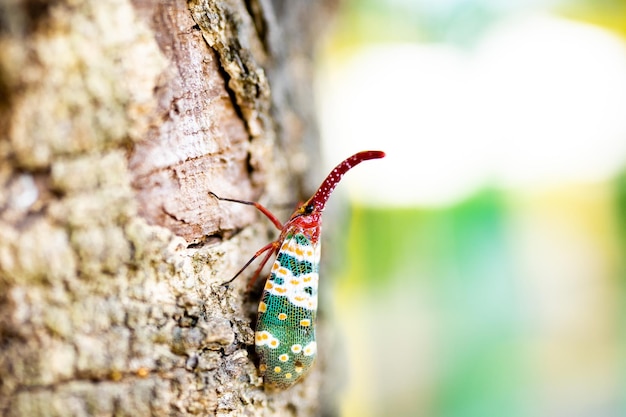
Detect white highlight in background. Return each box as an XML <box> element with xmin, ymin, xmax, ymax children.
<box><xmin>317</xmin><ymin>15</ymin><xmax>626</xmax><ymax>207</ymax></box>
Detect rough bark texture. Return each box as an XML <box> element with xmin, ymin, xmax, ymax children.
<box><xmin>0</xmin><ymin>0</ymin><xmax>337</xmax><ymax>416</ymax></box>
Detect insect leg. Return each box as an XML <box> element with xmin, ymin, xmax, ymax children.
<box><xmin>222</xmin><ymin>240</ymin><xmax>277</xmax><ymax>287</ymax></box>
<box><xmin>246</xmin><ymin>243</ymin><xmax>278</xmax><ymax>290</ymax></box>
<box><xmin>209</xmin><ymin>192</ymin><xmax>284</xmax><ymax>231</ymax></box>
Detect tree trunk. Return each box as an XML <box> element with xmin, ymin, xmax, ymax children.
<box><xmin>0</xmin><ymin>1</ymin><xmax>337</xmax><ymax>416</ymax></box>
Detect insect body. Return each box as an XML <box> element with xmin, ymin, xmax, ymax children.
<box><xmin>212</xmin><ymin>150</ymin><xmax>385</xmax><ymax>389</ymax></box>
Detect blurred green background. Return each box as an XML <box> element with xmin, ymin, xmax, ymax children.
<box><xmin>315</xmin><ymin>0</ymin><xmax>626</xmax><ymax>416</ymax></box>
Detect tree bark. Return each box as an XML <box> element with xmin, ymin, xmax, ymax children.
<box><xmin>0</xmin><ymin>0</ymin><xmax>337</xmax><ymax>416</ymax></box>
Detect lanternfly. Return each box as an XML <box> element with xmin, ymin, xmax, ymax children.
<box><xmin>212</xmin><ymin>150</ymin><xmax>385</xmax><ymax>389</ymax></box>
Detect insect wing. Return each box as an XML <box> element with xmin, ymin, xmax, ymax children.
<box><xmin>255</xmin><ymin>231</ymin><xmax>321</xmax><ymax>389</ymax></box>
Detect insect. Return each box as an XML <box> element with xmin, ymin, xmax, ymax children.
<box><xmin>211</xmin><ymin>150</ymin><xmax>385</xmax><ymax>389</ymax></box>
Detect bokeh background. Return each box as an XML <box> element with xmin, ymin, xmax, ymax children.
<box><xmin>314</xmin><ymin>1</ymin><xmax>626</xmax><ymax>416</ymax></box>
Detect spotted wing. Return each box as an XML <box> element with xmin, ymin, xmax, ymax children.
<box><xmin>254</xmin><ymin>231</ymin><xmax>321</xmax><ymax>389</ymax></box>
